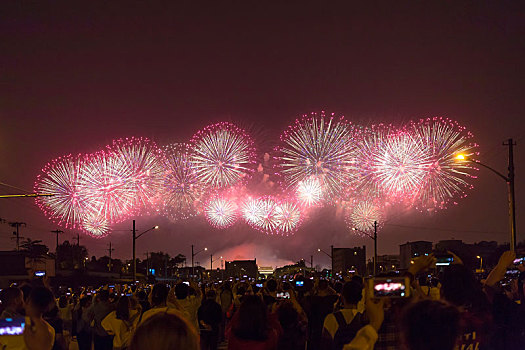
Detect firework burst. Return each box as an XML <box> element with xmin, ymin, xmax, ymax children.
<box><xmin>78</xmin><ymin>151</ymin><xmax>136</xmax><ymax>224</ymax></box>
<box><xmin>81</xmin><ymin>213</ymin><xmax>110</xmax><ymax>237</ymax></box>
<box><xmin>274</xmin><ymin>200</ymin><xmax>302</xmax><ymax>234</ymax></box>
<box><xmin>366</xmin><ymin>128</ymin><xmax>431</xmax><ymax>200</ymax></box>
<box><xmin>205</xmin><ymin>196</ymin><xmax>238</xmax><ymax>229</ymax></box>
<box><xmin>296</xmin><ymin>176</ymin><xmax>323</xmax><ymax>207</ymax></box>
<box><xmin>108</xmin><ymin>137</ymin><xmax>165</xmax><ymax>211</ymax></box>
<box><xmin>35</xmin><ymin>155</ymin><xmax>88</xmax><ymax>229</ymax></box>
<box><xmin>241</xmin><ymin>196</ymin><xmax>281</xmax><ymax>234</ymax></box>
<box><xmin>276</xmin><ymin>111</ymin><xmax>360</xmax><ymax>200</ymax></box>
<box><xmin>409</xmin><ymin>117</ymin><xmax>478</xmax><ymax>210</ymax></box>
<box><xmin>191</xmin><ymin>122</ymin><xmax>256</xmax><ymax>188</ymax></box>
<box><xmin>161</xmin><ymin>143</ymin><xmax>203</xmax><ymax>221</ymax></box>
<box><xmin>346</xmin><ymin>200</ymin><xmax>383</xmax><ymax>234</ymax></box>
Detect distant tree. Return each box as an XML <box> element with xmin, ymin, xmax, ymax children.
<box><xmin>20</xmin><ymin>238</ymin><xmax>49</xmax><ymax>271</ymax></box>
<box><xmin>56</xmin><ymin>240</ymin><xmax>89</xmax><ymax>270</ymax></box>
<box><xmin>172</xmin><ymin>253</ymin><xmax>186</xmax><ymax>267</ymax></box>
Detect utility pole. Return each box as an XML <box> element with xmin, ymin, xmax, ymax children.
<box><xmin>191</xmin><ymin>244</ymin><xmax>194</xmax><ymax>278</ymax></box>
<box><xmin>9</xmin><ymin>222</ymin><xmax>26</xmax><ymax>251</ymax></box>
<box><xmin>107</xmin><ymin>242</ymin><xmax>114</xmax><ymax>272</ymax></box>
<box><xmin>51</xmin><ymin>229</ymin><xmax>63</xmax><ymax>272</ymax></box>
<box><xmin>144</xmin><ymin>252</ymin><xmax>149</xmax><ymax>276</ymax></box>
<box><xmin>132</xmin><ymin>220</ymin><xmax>136</xmax><ymax>281</ymax></box>
<box><xmin>374</xmin><ymin>221</ymin><xmax>378</xmax><ymax>276</ymax></box>
<box><xmin>74</xmin><ymin>233</ymin><xmax>80</xmax><ymax>246</ymax></box>
<box><xmin>504</xmin><ymin>139</ymin><xmax>517</xmax><ymax>251</ymax></box>
<box><xmin>310</xmin><ymin>255</ymin><xmax>313</xmax><ymax>269</ymax></box>
<box><xmin>330</xmin><ymin>245</ymin><xmax>334</xmax><ymax>275</ymax></box>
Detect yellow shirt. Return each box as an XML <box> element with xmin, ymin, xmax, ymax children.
<box><xmin>323</xmin><ymin>309</ymin><xmax>359</xmax><ymax>339</ymax></box>
<box><xmin>101</xmin><ymin>310</ymin><xmax>139</xmax><ymax>349</ymax></box>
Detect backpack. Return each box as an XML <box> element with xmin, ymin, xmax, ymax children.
<box><xmin>332</xmin><ymin>310</ymin><xmax>365</xmax><ymax>350</ymax></box>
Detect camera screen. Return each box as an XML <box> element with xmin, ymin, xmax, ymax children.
<box><xmin>295</xmin><ymin>281</ymin><xmax>304</xmax><ymax>287</ymax></box>
<box><xmin>276</xmin><ymin>292</ymin><xmax>290</xmax><ymax>299</ymax></box>
<box><xmin>435</xmin><ymin>256</ymin><xmax>454</xmax><ymax>266</ymax></box>
<box><xmin>373</xmin><ymin>279</ymin><xmax>407</xmax><ymax>297</ymax></box>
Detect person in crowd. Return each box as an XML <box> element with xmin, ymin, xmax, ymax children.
<box><xmin>43</xmin><ymin>306</ymin><xmax>67</xmax><ymax>350</ymax></box>
<box><xmin>136</xmin><ymin>291</ymin><xmax>150</xmax><ymax>314</ymax></box>
<box><xmin>400</xmin><ymin>299</ymin><xmax>460</xmax><ymax>350</ymax></box>
<box><xmin>74</xmin><ymin>297</ymin><xmax>93</xmax><ymax>350</ymax></box>
<box><xmin>0</xmin><ymin>286</ymin><xmax>56</xmax><ymax>350</ymax></box>
<box><xmin>276</xmin><ymin>299</ymin><xmax>307</xmax><ymax>350</ymax></box>
<box><xmin>307</xmin><ymin>279</ymin><xmax>339</xmax><ymax>350</ymax></box>
<box><xmin>101</xmin><ymin>296</ymin><xmax>140</xmax><ymax>350</ymax></box>
<box><xmin>227</xmin><ymin>295</ymin><xmax>281</xmax><ymax>350</ymax></box>
<box><xmin>87</xmin><ymin>289</ymin><xmax>114</xmax><ymax>350</ymax></box>
<box><xmin>440</xmin><ymin>263</ymin><xmax>493</xmax><ymax>349</ymax></box>
<box><xmin>322</xmin><ymin>281</ymin><xmax>365</xmax><ymax>350</ymax></box>
<box><xmin>174</xmin><ymin>281</ymin><xmax>202</xmax><ymax>332</ymax></box>
<box><xmin>129</xmin><ymin>311</ymin><xmax>199</xmax><ymax>350</ymax></box>
<box><xmin>198</xmin><ymin>290</ymin><xmax>222</xmax><ymax>350</ymax></box>
<box><xmin>0</xmin><ymin>287</ymin><xmax>25</xmax><ymax>319</ymax></box>
<box><xmin>219</xmin><ymin>282</ymin><xmax>233</xmax><ymax>341</ymax></box>
<box><xmin>141</xmin><ymin>283</ymin><xmax>187</xmax><ymax>322</ymax></box>
<box><xmin>262</xmin><ymin>279</ymin><xmax>278</xmax><ymax>311</ymax></box>
<box><xmin>57</xmin><ymin>296</ymin><xmax>72</xmax><ymax>335</ymax></box>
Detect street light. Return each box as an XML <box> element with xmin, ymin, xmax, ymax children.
<box><xmin>456</xmin><ymin>140</ymin><xmax>517</xmax><ymax>251</ymax></box>
<box><xmin>476</xmin><ymin>255</ymin><xmax>483</xmax><ymax>271</ymax></box>
<box><xmin>191</xmin><ymin>245</ymin><xmax>207</xmax><ymax>278</ymax></box>
<box><xmin>353</xmin><ymin>221</ymin><xmax>378</xmax><ymax>276</ymax></box>
<box><xmin>317</xmin><ymin>246</ymin><xmax>333</xmax><ymax>273</ymax></box>
<box><xmin>132</xmin><ymin>220</ymin><xmax>159</xmax><ymax>281</ymax></box>
<box><xmin>210</xmin><ymin>254</ymin><xmax>223</xmax><ymax>270</ymax></box>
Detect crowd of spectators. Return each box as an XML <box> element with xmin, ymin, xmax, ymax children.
<box><xmin>0</xmin><ymin>250</ymin><xmax>524</xmax><ymax>350</ymax></box>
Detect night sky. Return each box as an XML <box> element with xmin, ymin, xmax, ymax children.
<box><xmin>1</xmin><ymin>1</ymin><xmax>524</xmax><ymax>268</ymax></box>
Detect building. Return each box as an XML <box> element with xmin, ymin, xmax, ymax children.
<box><xmin>273</xmin><ymin>260</ymin><xmax>313</xmax><ymax>278</ymax></box>
<box><xmin>0</xmin><ymin>251</ymin><xmax>55</xmax><ymax>287</ymax></box>
<box><xmin>332</xmin><ymin>246</ymin><xmax>366</xmax><ymax>276</ymax></box>
<box><xmin>376</xmin><ymin>254</ymin><xmax>400</xmax><ymax>273</ymax></box>
<box><xmin>399</xmin><ymin>241</ymin><xmax>432</xmax><ymax>270</ymax></box>
<box><xmin>225</xmin><ymin>259</ymin><xmax>258</xmax><ymax>279</ymax></box>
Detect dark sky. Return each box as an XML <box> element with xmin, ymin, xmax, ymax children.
<box><xmin>1</xmin><ymin>1</ymin><xmax>525</xmax><ymax>268</ymax></box>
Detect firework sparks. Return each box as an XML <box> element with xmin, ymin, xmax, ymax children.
<box><xmin>274</xmin><ymin>200</ymin><xmax>302</xmax><ymax>234</ymax></box>
<box><xmin>191</xmin><ymin>122</ymin><xmax>256</xmax><ymax>188</ymax></box>
<box><xmin>409</xmin><ymin>117</ymin><xmax>478</xmax><ymax>210</ymax></box>
<box><xmin>296</xmin><ymin>176</ymin><xmax>323</xmax><ymax>207</ymax></box>
<box><xmin>78</xmin><ymin>151</ymin><xmax>136</xmax><ymax>224</ymax></box>
<box><xmin>276</xmin><ymin>111</ymin><xmax>360</xmax><ymax>200</ymax></box>
<box><xmin>34</xmin><ymin>155</ymin><xmax>87</xmax><ymax>228</ymax></box>
<box><xmin>346</xmin><ymin>200</ymin><xmax>383</xmax><ymax>233</ymax></box>
<box><xmin>161</xmin><ymin>143</ymin><xmax>203</xmax><ymax>221</ymax></box>
<box><xmin>108</xmin><ymin>137</ymin><xmax>165</xmax><ymax>211</ymax></box>
<box><xmin>81</xmin><ymin>213</ymin><xmax>110</xmax><ymax>237</ymax></box>
<box><xmin>367</xmin><ymin>128</ymin><xmax>431</xmax><ymax>200</ymax></box>
<box><xmin>205</xmin><ymin>196</ymin><xmax>238</xmax><ymax>229</ymax></box>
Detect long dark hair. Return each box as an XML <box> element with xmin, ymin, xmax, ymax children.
<box><xmin>232</xmin><ymin>295</ymin><xmax>269</xmax><ymax>341</ymax></box>
<box><xmin>116</xmin><ymin>296</ymin><xmax>130</xmax><ymax>321</ymax></box>
<box><xmin>440</xmin><ymin>264</ymin><xmax>490</xmax><ymax>313</ymax></box>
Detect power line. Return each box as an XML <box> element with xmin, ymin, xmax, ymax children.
<box><xmin>385</xmin><ymin>223</ymin><xmax>506</xmax><ymax>235</ymax></box>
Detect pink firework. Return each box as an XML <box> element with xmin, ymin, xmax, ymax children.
<box><xmin>81</xmin><ymin>213</ymin><xmax>110</xmax><ymax>237</ymax></box>
<box><xmin>34</xmin><ymin>154</ymin><xmax>87</xmax><ymax>229</ymax></box>
<box><xmin>276</xmin><ymin>111</ymin><xmax>361</xmax><ymax>200</ymax></box>
<box><xmin>161</xmin><ymin>143</ymin><xmax>203</xmax><ymax>221</ymax></box>
<box><xmin>190</xmin><ymin>122</ymin><xmax>257</xmax><ymax>189</ymax></box>
<box><xmin>296</xmin><ymin>176</ymin><xmax>323</xmax><ymax>207</ymax></box>
<box><xmin>366</xmin><ymin>127</ymin><xmax>431</xmax><ymax>200</ymax></box>
<box><xmin>346</xmin><ymin>200</ymin><xmax>383</xmax><ymax>234</ymax></box>
<box><xmin>78</xmin><ymin>151</ymin><xmax>136</xmax><ymax>224</ymax></box>
<box><xmin>107</xmin><ymin>137</ymin><xmax>165</xmax><ymax>211</ymax></box>
<box><xmin>241</xmin><ymin>196</ymin><xmax>281</xmax><ymax>234</ymax></box>
<box><xmin>205</xmin><ymin>196</ymin><xmax>238</xmax><ymax>229</ymax></box>
<box><xmin>274</xmin><ymin>200</ymin><xmax>302</xmax><ymax>235</ymax></box>
<box><xmin>408</xmin><ymin>117</ymin><xmax>478</xmax><ymax>211</ymax></box>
